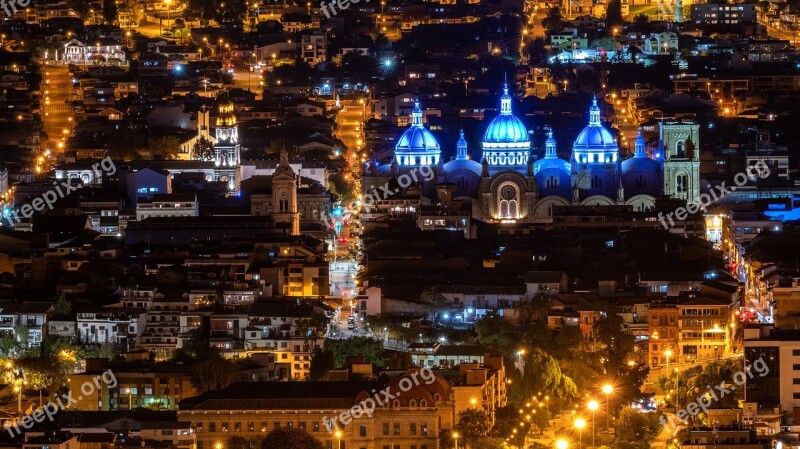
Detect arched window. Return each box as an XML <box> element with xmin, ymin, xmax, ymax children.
<box><xmin>498</xmin><ymin>184</ymin><xmax>519</xmax><ymax>219</ymax></box>
<box><xmin>591</xmin><ymin>176</ymin><xmax>602</xmax><ymax>189</ymax></box>
<box><xmin>677</xmin><ymin>141</ymin><xmax>685</xmax><ymax>158</ymax></box>
<box><xmin>635</xmin><ymin>175</ymin><xmax>646</xmax><ymax>188</ymax></box>
<box><xmin>546</xmin><ymin>176</ymin><xmax>558</xmax><ymax>189</ymax></box>
<box><xmin>676</xmin><ymin>174</ymin><xmax>688</xmax><ymax>193</ymax></box>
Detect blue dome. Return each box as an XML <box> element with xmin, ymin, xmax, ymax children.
<box><xmin>534</xmin><ymin>129</ymin><xmax>570</xmax><ymax>175</ymax></box>
<box><xmin>573</xmin><ymin>126</ymin><xmax>616</xmax><ymax>150</ymax></box>
<box><xmin>571</xmin><ymin>97</ymin><xmax>619</xmax><ymax>165</ymax></box>
<box><xmin>483</xmin><ymin>114</ymin><xmax>530</xmax><ymax>144</ymax></box>
<box><xmin>394</xmin><ymin>101</ymin><xmax>441</xmax><ymax>166</ymax></box>
<box><xmin>396</xmin><ymin>126</ymin><xmax>440</xmax><ymax>153</ymax></box>
<box><xmin>443</xmin><ymin>158</ymin><xmax>483</xmax><ymax>177</ymax></box>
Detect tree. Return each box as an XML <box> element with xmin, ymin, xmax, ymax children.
<box><xmin>325</xmin><ymin>337</ymin><xmax>384</xmax><ymax>368</ymax></box>
<box><xmin>456</xmin><ymin>408</ymin><xmax>490</xmax><ymax>446</ymax></box>
<box><xmin>474</xmin><ymin>312</ymin><xmax>518</xmax><ymax>353</ymax></box>
<box><xmin>261</xmin><ymin>428</ymin><xmax>324</xmax><ymax>449</ymax></box>
<box><xmin>328</xmin><ymin>172</ymin><xmax>355</xmax><ymax>202</ymax></box>
<box><xmin>193</xmin><ymin>357</ymin><xmax>238</xmax><ymax>392</ymax></box>
<box><xmin>53</xmin><ymin>295</ymin><xmax>72</xmax><ymax>319</ymax></box>
<box><xmin>147</xmin><ymin>136</ymin><xmax>181</xmax><ymax>160</ymax></box>
<box><xmin>605</xmin><ymin>0</ymin><xmax>623</xmax><ymax>28</ymax></box>
<box><xmin>616</xmin><ymin>406</ymin><xmax>661</xmax><ymax>443</ymax></box>
<box><xmin>594</xmin><ymin>304</ymin><xmax>635</xmax><ymax>374</ymax></box>
<box><xmin>542</xmin><ymin>7</ymin><xmax>566</xmax><ymax>36</ymax></box>
<box><xmin>102</xmin><ymin>0</ymin><xmax>118</xmax><ymax>24</ymax></box>
<box><xmin>191</xmin><ymin>136</ymin><xmax>215</xmax><ymax>161</ymax></box>
<box><xmin>309</xmin><ymin>348</ymin><xmax>335</xmax><ymax>381</ymax></box>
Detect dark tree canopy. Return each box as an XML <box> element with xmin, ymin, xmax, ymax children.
<box><xmin>261</xmin><ymin>428</ymin><xmax>325</xmax><ymax>449</ymax></box>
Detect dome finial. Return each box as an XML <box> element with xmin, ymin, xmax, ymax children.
<box><xmin>500</xmin><ymin>78</ymin><xmax>512</xmax><ymax>114</ymax></box>
<box><xmin>588</xmin><ymin>95</ymin><xmax>601</xmax><ymax>126</ymax></box>
<box><xmin>411</xmin><ymin>100</ymin><xmax>423</xmax><ymax>127</ymax></box>
<box><xmin>545</xmin><ymin>127</ymin><xmax>557</xmax><ymax>157</ymax></box>
<box><xmin>634</xmin><ymin>128</ymin><xmax>646</xmax><ymax>157</ymax></box>
<box><xmin>456</xmin><ymin>129</ymin><xmax>469</xmax><ymax>160</ymax></box>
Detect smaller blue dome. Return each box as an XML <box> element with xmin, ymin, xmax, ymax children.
<box><xmin>394</xmin><ymin>101</ymin><xmax>441</xmax><ymax>166</ymax></box>
<box><xmin>443</xmin><ymin>158</ymin><xmax>483</xmax><ymax>177</ymax></box>
<box><xmin>396</xmin><ymin>127</ymin><xmax>440</xmax><ymax>153</ymax></box>
<box><xmin>573</xmin><ymin>126</ymin><xmax>616</xmax><ymax>149</ymax></box>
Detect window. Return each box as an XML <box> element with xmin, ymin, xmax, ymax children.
<box><xmin>383</xmin><ymin>423</ymin><xmax>390</xmax><ymax>436</ymax></box>
<box><xmin>676</xmin><ymin>174</ymin><xmax>688</xmax><ymax>194</ymax></box>
<box><xmin>410</xmin><ymin>423</ymin><xmax>417</xmax><ymax>435</ymax></box>
<box><xmin>313</xmin><ymin>422</ymin><xmax>319</xmax><ymax>432</ymax></box>
<box><xmin>498</xmin><ymin>184</ymin><xmax>518</xmax><ymax>219</ymax></box>
<box><xmin>209</xmin><ymin>423</ymin><xmax>216</xmax><ymax>433</ymax></box>
<box><xmin>793</xmin><ymin>349</ymin><xmax>800</xmax><ymax>356</ymax></box>
<box><xmin>393</xmin><ymin>423</ymin><xmax>400</xmax><ymax>435</ymax></box>
<box><xmin>234</xmin><ymin>423</ymin><xmax>241</xmax><ymax>432</ymax></box>
<box><xmin>248</xmin><ymin>423</ymin><xmax>255</xmax><ymax>432</ymax></box>
<box><xmin>421</xmin><ymin>423</ymin><xmax>429</xmax><ymax>435</ymax></box>
<box><xmin>359</xmin><ymin>425</ymin><xmax>367</xmax><ymax>437</ymax></box>
<box><xmin>221</xmin><ymin>423</ymin><xmax>228</xmax><ymax>432</ymax></box>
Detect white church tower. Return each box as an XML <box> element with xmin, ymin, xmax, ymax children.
<box><xmin>213</xmin><ymin>101</ymin><xmax>241</xmax><ymax>190</ymax></box>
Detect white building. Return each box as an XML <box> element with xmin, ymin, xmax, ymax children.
<box><xmin>136</xmin><ymin>193</ymin><xmax>199</xmax><ymax>221</ymax></box>
<box><xmin>62</xmin><ymin>38</ymin><xmax>127</xmax><ymax>65</ymax></box>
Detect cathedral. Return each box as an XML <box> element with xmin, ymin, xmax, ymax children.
<box><xmin>363</xmin><ymin>85</ymin><xmax>701</xmax><ymax>223</ymax></box>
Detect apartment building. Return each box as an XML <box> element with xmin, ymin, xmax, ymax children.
<box><xmin>68</xmin><ymin>360</ymin><xmax>198</xmax><ymax>411</ymax></box>
<box><xmin>76</xmin><ymin>309</ymin><xmax>145</xmax><ymax>350</ymax></box>
<box><xmin>677</xmin><ymin>295</ymin><xmax>734</xmax><ymax>363</ymax></box>
<box><xmin>178</xmin><ymin>371</ymin><xmax>453</xmax><ymax>449</ymax></box>
<box><xmin>649</xmin><ymin>300</ymin><xmax>678</xmax><ymax>367</ymax></box>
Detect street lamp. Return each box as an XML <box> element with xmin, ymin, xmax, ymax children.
<box><xmin>452</xmin><ymin>432</ymin><xmax>460</xmax><ymax>449</ymax></box>
<box><xmin>574</xmin><ymin>418</ymin><xmax>586</xmax><ymax>449</ymax></box>
<box><xmin>587</xmin><ymin>400</ymin><xmax>599</xmax><ymax>447</ymax></box>
<box><xmin>602</xmin><ymin>384</ymin><xmax>613</xmax><ymax>432</ymax></box>
<box><xmin>334</xmin><ymin>430</ymin><xmax>343</xmax><ymax>449</ymax></box>
<box><xmin>164</xmin><ymin>0</ymin><xmax>172</xmax><ymax>35</ymax></box>
<box><xmin>665</xmin><ymin>349</ymin><xmax>673</xmax><ymax>370</ymax></box>
<box><xmin>556</xmin><ymin>439</ymin><xmax>569</xmax><ymax>449</ymax></box>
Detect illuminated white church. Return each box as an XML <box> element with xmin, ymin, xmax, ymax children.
<box><xmin>364</xmin><ymin>84</ymin><xmax>700</xmax><ymax>222</ymax></box>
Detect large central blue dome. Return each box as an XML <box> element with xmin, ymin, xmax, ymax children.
<box><xmin>483</xmin><ymin>114</ymin><xmax>530</xmax><ymax>143</ymax></box>
<box><xmin>482</xmin><ymin>83</ymin><xmax>531</xmax><ymax>169</ymax></box>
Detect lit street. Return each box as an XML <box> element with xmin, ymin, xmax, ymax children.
<box><xmin>40</xmin><ymin>64</ymin><xmax>74</xmax><ymax>152</ymax></box>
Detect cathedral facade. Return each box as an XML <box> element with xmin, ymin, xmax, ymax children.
<box><xmin>364</xmin><ymin>87</ymin><xmax>700</xmax><ymax>223</ymax></box>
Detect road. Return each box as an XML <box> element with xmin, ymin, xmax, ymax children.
<box><xmin>40</xmin><ymin>65</ymin><xmax>74</xmax><ymax>153</ymax></box>
<box><xmin>756</xmin><ymin>9</ymin><xmax>800</xmax><ymax>43</ymax></box>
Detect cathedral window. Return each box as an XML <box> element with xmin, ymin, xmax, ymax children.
<box><xmin>635</xmin><ymin>175</ymin><xmax>646</xmax><ymax>188</ymax></box>
<box><xmin>498</xmin><ymin>184</ymin><xmax>519</xmax><ymax>219</ymax></box>
<box><xmin>591</xmin><ymin>176</ymin><xmax>602</xmax><ymax>189</ymax></box>
<box><xmin>546</xmin><ymin>176</ymin><xmax>558</xmax><ymax>189</ymax></box>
